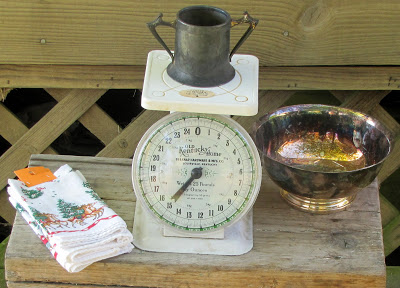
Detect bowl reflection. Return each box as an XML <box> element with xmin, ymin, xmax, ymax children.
<box><xmin>253</xmin><ymin>104</ymin><xmax>392</xmax><ymax>213</ymax></box>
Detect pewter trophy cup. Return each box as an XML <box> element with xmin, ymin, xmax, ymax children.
<box><xmin>147</xmin><ymin>5</ymin><xmax>258</xmax><ymax>87</ymax></box>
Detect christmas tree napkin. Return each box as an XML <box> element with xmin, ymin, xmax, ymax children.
<box><xmin>7</xmin><ymin>164</ymin><xmax>134</xmax><ymax>273</ymax></box>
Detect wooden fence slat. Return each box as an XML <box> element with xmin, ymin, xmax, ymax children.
<box><xmin>3</xmin><ymin>65</ymin><xmax>400</xmax><ymax>91</ymax></box>
<box><xmin>45</xmin><ymin>88</ymin><xmax>118</xmax><ymax>145</ymax></box>
<box><xmin>0</xmin><ymin>269</ymin><xmax>5</xmax><ymax>288</ymax></box>
<box><xmin>6</xmin><ymin>283</ymin><xmax>115</xmax><ymax>288</ymax></box>
<box><xmin>1</xmin><ymin>1</ymin><xmax>400</xmax><ymax>66</ymax></box>
<box><xmin>96</xmin><ymin>110</ymin><xmax>169</xmax><ymax>158</ymax></box>
<box><xmin>0</xmin><ymin>103</ymin><xmax>30</xmax><ymax>145</ymax></box>
<box><xmin>0</xmin><ymin>103</ymin><xmax>57</xmax><ymax>223</ymax></box>
<box><xmin>370</xmin><ymin>107</ymin><xmax>400</xmax><ymax>140</ymax></box>
<box><xmin>0</xmin><ymin>103</ymin><xmax>57</xmax><ymax>155</ymax></box>
<box><xmin>233</xmin><ymin>90</ymin><xmax>296</xmax><ymax>131</ymax></box>
<box><xmin>378</xmin><ymin>136</ymin><xmax>400</xmax><ymax>194</ymax></box>
<box><xmin>381</xmin><ymin>193</ymin><xmax>400</xmax><ymax>227</ymax></box>
<box><xmin>0</xmin><ymin>236</ymin><xmax>8</xmax><ymax>288</ymax></box>
<box><xmin>259</xmin><ymin>67</ymin><xmax>400</xmax><ymax>91</ymax></box>
<box><xmin>387</xmin><ymin>266</ymin><xmax>400</xmax><ymax>288</ymax></box>
<box><xmin>338</xmin><ymin>90</ymin><xmax>391</xmax><ymax>112</ymax></box>
<box><xmin>330</xmin><ymin>91</ymin><xmax>400</xmax><ymax>181</ymax></box>
<box><xmin>0</xmin><ymin>237</ymin><xmax>8</xmax><ymax>269</ymax></box>
<box><xmin>383</xmin><ymin>214</ymin><xmax>400</xmax><ymax>256</ymax></box>
<box><xmin>0</xmin><ymin>89</ymin><xmax>105</xmax><ymax>192</ymax></box>
<box><xmin>0</xmin><ymin>188</ymin><xmax>15</xmax><ymax>224</ymax></box>
<box><xmin>0</xmin><ymin>65</ymin><xmax>145</xmax><ymax>89</ymax></box>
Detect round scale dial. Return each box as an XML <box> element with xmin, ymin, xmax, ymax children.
<box><xmin>132</xmin><ymin>112</ymin><xmax>261</xmax><ymax>233</ymax></box>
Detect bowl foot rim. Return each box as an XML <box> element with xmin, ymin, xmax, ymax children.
<box><xmin>280</xmin><ymin>189</ymin><xmax>357</xmax><ymax>214</ymax></box>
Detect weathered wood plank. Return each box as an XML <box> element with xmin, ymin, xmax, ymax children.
<box><xmin>27</xmin><ymin>155</ymin><xmax>135</xmax><ymax>230</ymax></box>
<box><xmin>4</xmin><ymin>257</ymin><xmax>386</xmax><ymax>288</ymax></box>
<box><xmin>28</xmin><ymin>155</ymin><xmax>135</xmax><ymax>202</ymax></box>
<box><xmin>45</xmin><ymin>88</ymin><xmax>118</xmax><ymax>145</ymax></box>
<box><xmin>260</xmin><ymin>67</ymin><xmax>400</xmax><ymax>90</ymax></box>
<box><xmin>0</xmin><ymin>1</ymin><xmax>400</xmax><ymax>66</ymax></box>
<box><xmin>0</xmin><ymin>65</ymin><xmax>145</xmax><ymax>89</ymax></box>
<box><xmin>3</xmin><ymin>65</ymin><xmax>400</xmax><ymax>90</ymax></box>
<box><xmin>7</xmin><ymin>283</ymin><xmax>121</xmax><ymax>288</ymax></box>
<box><xmin>0</xmin><ymin>89</ymin><xmax>106</xmax><ymax>192</ymax></box>
<box><xmin>5</xmin><ymin>155</ymin><xmax>386</xmax><ymax>288</ymax></box>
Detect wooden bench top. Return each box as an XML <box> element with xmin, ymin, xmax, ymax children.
<box><xmin>5</xmin><ymin>154</ymin><xmax>386</xmax><ymax>287</ymax></box>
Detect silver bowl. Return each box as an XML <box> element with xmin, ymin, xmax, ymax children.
<box><xmin>253</xmin><ymin>104</ymin><xmax>392</xmax><ymax>213</ymax></box>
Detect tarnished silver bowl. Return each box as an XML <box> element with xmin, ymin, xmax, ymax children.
<box><xmin>253</xmin><ymin>104</ymin><xmax>392</xmax><ymax>213</ymax></box>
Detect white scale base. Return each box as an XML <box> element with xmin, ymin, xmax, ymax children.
<box><xmin>132</xmin><ymin>201</ymin><xmax>253</xmax><ymax>255</ymax></box>
<box><xmin>132</xmin><ymin>50</ymin><xmax>259</xmax><ymax>255</ymax></box>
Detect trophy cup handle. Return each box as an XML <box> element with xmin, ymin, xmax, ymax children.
<box><xmin>147</xmin><ymin>13</ymin><xmax>176</xmax><ymax>61</ymax></box>
<box><xmin>230</xmin><ymin>11</ymin><xmax>259</xmax><ymax>61</ymax></box>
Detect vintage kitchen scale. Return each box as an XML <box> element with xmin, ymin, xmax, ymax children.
<box><xmin>131</xmin><ymin>6</ymin><xmax>262</xmax><ymax>255</ymax></box>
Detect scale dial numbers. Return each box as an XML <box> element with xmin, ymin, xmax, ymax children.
<box><xmin>133</xmin><ymin>113</ymin><xmax>261</xmax><ymax>233</ymax></box>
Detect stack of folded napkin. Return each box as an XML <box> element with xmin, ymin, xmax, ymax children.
<box><xmin>7</xmin><ymin>164</ymin><xmax>134</xmax><ymax>273</ymax></box>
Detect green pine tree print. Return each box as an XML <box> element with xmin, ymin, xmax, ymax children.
<box><xmin>21</xmin><ymin>187</ymin><xmax>44</xmax><ymax>199</ymax></box>
<box><xmin>57</xmin><ymin>199</ymin><xmax>84</xmax><ymax>219</ymax></box>
<box><xmin>29</xmin><ymin>207</ymin><xmax>48</xmax><ymax>222</ymax></box>
<box><xmin>82</xmin><ymin>181</ymin><xmax>92</xmax><ymax>190</ymax></box>
<box><xmin>83</xmin><ymin>181</ymin><xmax>105</xmax><ymax>204</ymax></box>
<box><xmin>15</xmin><ymin>203</ymin><xmax>26</xmax><ymax>213</ymax></box>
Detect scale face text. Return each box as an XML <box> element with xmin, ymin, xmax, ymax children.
<box><xmin>134</xmin><ymin>113</ymin><xmax>259</xmax><ymax>232</ymax></box>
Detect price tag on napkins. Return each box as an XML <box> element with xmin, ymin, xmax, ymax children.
<box><xmin>14</xmin><ymin>166</ymin><xmax>56</xmax><ymax>187</ymax></box>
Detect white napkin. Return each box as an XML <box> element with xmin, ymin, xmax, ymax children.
<box><xmin>7</xmin><ymin>164</ymin><xmax>134</xmax><ymax>273</ymax></box>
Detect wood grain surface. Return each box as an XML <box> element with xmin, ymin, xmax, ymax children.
<box><xmin>5</xmin><ymin>154</ymin><xmax>386</xmax><ymax>287</ymax></box>
<box><xmin>0</xmin><ymin>1</ymin><xmax>399</xmax><ymax>66</ymax></box>
<box><xmin>2</xmin><ymin>65</ymin><xmax>400</xmax><ymax>90</ymax></box>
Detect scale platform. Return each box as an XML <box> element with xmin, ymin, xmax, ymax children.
<box><xmin>132</xmin><ymin>201</ymin><xmax>253</xmax><ymax>255</ymax></box>
<box><xmin>142</xmin><ymin>50</ymin><xmax>259</xmax><ymax>116</ymax></box>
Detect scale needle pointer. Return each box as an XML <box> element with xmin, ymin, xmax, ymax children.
<box><xmin>171</xmin><ymin>167</ymin><xmax>203</xmax><ymax>202</ymax></box>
